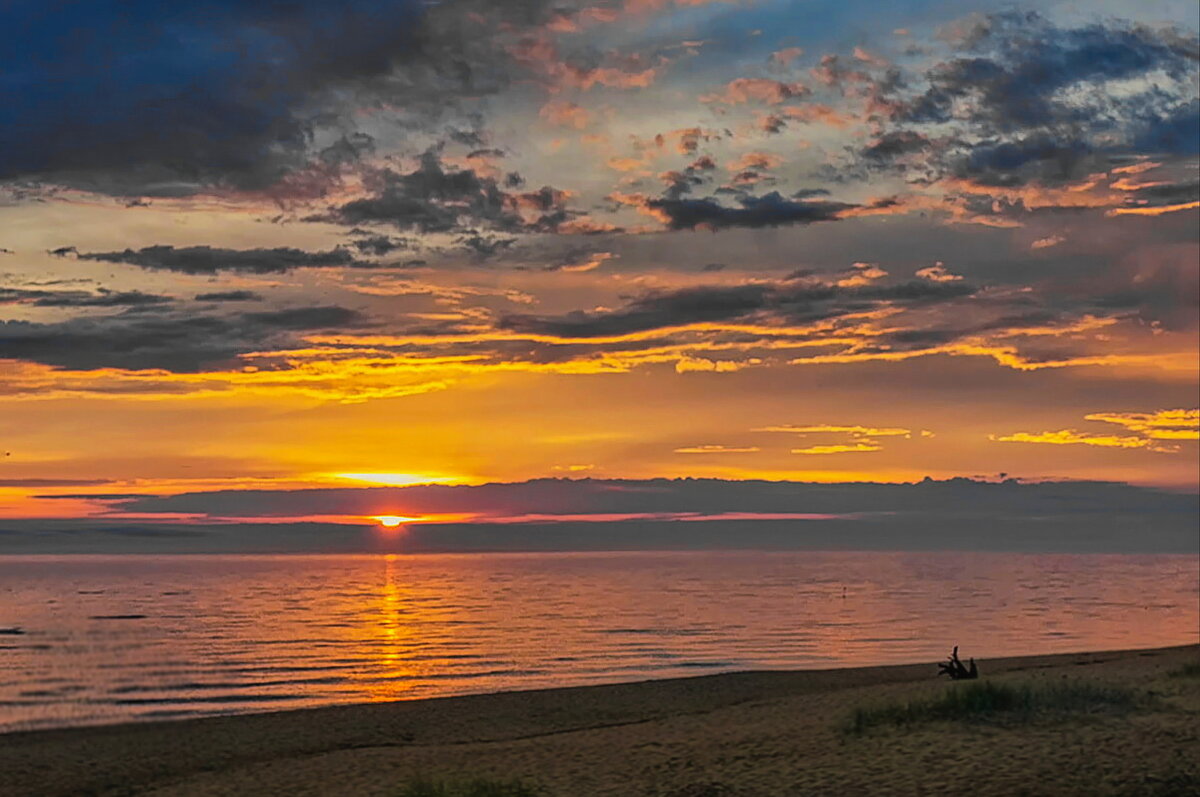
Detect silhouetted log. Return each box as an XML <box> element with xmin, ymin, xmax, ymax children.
<box><xmin>937</xmin><ymin>645</ymin><xmax>979</xmax><ymax>680</ymax></box>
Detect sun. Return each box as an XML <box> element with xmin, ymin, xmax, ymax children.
<box><xmin>374</xmin><ymin>516</ymin><xmax>409</xmax><ymax>528</ymax></box>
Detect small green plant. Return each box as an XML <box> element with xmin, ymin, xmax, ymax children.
<box><xmin>396</xmin><ymin>777</ymin><xmax>542</xmax><ymax>797</ymax></box>
<box><xmin>846</xmin><ymin>679</ymin><xmax>1144</xmax><ymax>735</ymax></box>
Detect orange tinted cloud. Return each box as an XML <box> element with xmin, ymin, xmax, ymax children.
<box><xmin>511</xmin><ymin>35</ymin><xmax>663</xmax><ymax>92</ymax></box>
<box><xmin>914</xmin><ymin>263</ymin><xmax>962</xmax><ymax>282</ymax></box>
<box><xmin>989</xmin><ymin>430</ymin><xmax>1169</xmax><ymax>451</ymax></box>
<box><xmin>792</xmin><ymin>442</ymin><xmax>882</xmax><ymax>454</ymax></box>
<box><xmin>727</xmin><ymin>151</ymin><xmax>784</xmax><ymax>172</ymax></box>
<box><xmin>1031</xmin><ymin>235</ymin><xmax>1065</xmax><ymax>249</ymax></box>
<box><xmin>540</xmin><ymin>100</ymin><xmax>592</xmax><ymax>129</ymax></box>
<box><xmin>756</xmin><ymin>424</ymin><xmax>911</xmax><ymax>437</ymax></box>
<box><xmin>1106</xmin><ymin>201</ymin><xmax>1200</xmax><ymax>216</ymax></box>
<box><xmin>1085</xmin><ymin>409</ymin><xmax>1199</xmax><ymax>440</ymax></box>
<box><xmin>769</xmin><ymin>47</ymin><xmax>804</xmax><ymax>68</ymax></box>
<box><xmin>674</xmin><ymin>445</ymin><xmax>761</xmax><ymax>453</ymax></box>
<box><xmin>704</xmin><ymin>78</ymin><xmax>810</xmax><ymax>105</ymax></box>
<box><xmin>836</xmin><ymin>262</ymin><xmax>888</xmax><ymax>287</ymax></box>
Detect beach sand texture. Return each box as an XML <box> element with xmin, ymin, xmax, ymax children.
<box><xmin>2</xmin><ymin>644</ymin><xmax>1197</xmax><ymax>796</ymax></box>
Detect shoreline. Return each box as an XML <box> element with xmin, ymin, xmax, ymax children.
<box><xmin>4</xmin><ymin>640</ymin><xmax>1198</xmax><ymax>738</ymax></box>
<box><xmin>2</xmin><ymin>643</ymin><xmax>1197</xmax><ymax>796</ymax></box>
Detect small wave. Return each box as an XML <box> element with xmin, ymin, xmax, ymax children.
<box><xmin>108</xmin><ymin>676</ymin><xmax>347</xmax><ymax>694</ymax></box>
<box><xmin>105</xmin><ymin>693</ymin><xmax>306</xmax><ymax>706</ymax></box>
<box><xmin>89</xmin><ymin>614</ymin><xmax>148</xmax><ymax>620</ymax></box>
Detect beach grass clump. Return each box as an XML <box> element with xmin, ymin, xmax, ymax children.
<box><xmin>1167</xmin><ymin>661</ymin><xmax>1200</xmax><ymax>679</ymax></box>
<box><xmin>396</xmin><ymin>777</ymin><xmax>542</xmax><ymax>797</ymax></box>
<box><xmin>847</xmin><ymin>679</ymin><xmax>1144</xmax><ymax>735</ymax></box>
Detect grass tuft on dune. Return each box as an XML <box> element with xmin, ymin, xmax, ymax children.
<box><xmin>396</xmin><ymin>777</ymin><xmax>542</xmax><ymax>797</ymax></box>
<box><xmin>1168</xmin><ymin>661</ymin><xmax>1200</xmax><ymax>678</ymax></box>
<box><xmin>847</xmin><ymin>679</ymin><xmax>1145</xmax><ymax>735</ymax></box>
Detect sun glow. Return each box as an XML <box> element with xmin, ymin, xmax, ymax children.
<box><xmin>373</xmin><ymin>515</ymin><xmax>416</xmax><ymax>528</ymax></box>
<box><xmin>334</xmin><ymin>472</ymin><xmax>459</xmax><ymax>486</ymax></box>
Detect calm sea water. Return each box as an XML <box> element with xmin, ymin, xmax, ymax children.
<box><xmin>0</xmin><ymin>551</ymin><xmax>1196</xmax><ymax>733</ymax></box>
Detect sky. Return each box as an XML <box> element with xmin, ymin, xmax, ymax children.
<box><xmin>1</xmin><ymin>0</ymin><xmax>1197</xmax><ymax>552</ymax></box>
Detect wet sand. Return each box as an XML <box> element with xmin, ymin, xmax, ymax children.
<box><xmin>2</xmin><ymin>644</ymin><xmax>1197</xmax><ymax>796</ymax></box>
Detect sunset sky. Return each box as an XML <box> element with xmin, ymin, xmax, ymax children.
<box><xmin>1</xmin><ymin>0</ymin><xmax>1197</xmax><ymax>548</ymax></box>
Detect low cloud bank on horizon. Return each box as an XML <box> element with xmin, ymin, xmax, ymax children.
<box><xmin>3</xmin><ymin>477</ymin><xmax>1195</xmax><ymax>555</ymax></box>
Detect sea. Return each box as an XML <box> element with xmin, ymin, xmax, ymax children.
<box><xmin>1</xmin><ymin>550</ymin><xmax>1196</xmax><ymax>733</ymax></box>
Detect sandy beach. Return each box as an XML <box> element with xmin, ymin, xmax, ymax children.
<box><xmin>1</xmin><ymin>644</ymin><xmax>1196</xmax><ymax>796</ymax></box>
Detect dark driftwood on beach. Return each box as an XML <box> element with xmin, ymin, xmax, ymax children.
<box><xmin>937</xmin><ymin>646</ymin><xmax>978</xmax><ymax>680</ymax></box>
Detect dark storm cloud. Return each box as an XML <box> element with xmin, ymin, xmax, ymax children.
<box><xmin>349</xmin><ymin>234</ymin><xmax>414</xmax><ymax>256</ymax></box>
<box><xmin>953</xmin><ymin>134</ymin><xmax>1097</xmax><ymax>186</ymax></box>
<box><xmin>76</xmin><ymin>246</ymin><xmax>369</xmax><ymax>275</ymax></box>
<box><xmin>501</xmin><ymin>278</ymin><xmax>976</xmax><ymax>338</ymax></box>
<box><xmin>1134</xmin><ymin>99</ymin><xmax>1200</xmax><ymax>155</ymax></box>
<box><xmin>316</xmin><ymin>151</ymin><xmax>573</xmax><ymax>235</ymax></box>
<box><xmin>0</xmin><ymin>0</ymin><xmax>583</xmax><ymax>196</ymax></box>
<box><xmin>1124</xmin><ymin>179</ymin><xmax>1200</xmax><ymax>205</ymax></box>
<box><xmin>324</xmin><ymin>152</ymin><xmax>506</xmax><ymax>232</ymax></box>
<box><xmin>1</xmin><ymin>2</ymin><xmax>421</xmax><ymax>193</ymax></box>
<box><xmin>0</xmin><ymin>306</ymin><xmax>365</xmax><ymax>371</ymax></box>
<box><xmin>7</xmin><ymin>478</ymin><xmax>1189</xmax><ymax>554</ymax></box>
<box><xmin>648</xmin><ymin>192</ymin><xmax>857</xmax><ymax>231</ymax></box>
<box><xmin>861</xmin><ymin>131</ymin><xmax>931</xmax><ymax>162</ymax></box>
<box><xmin>852</xmin><ymin>13</ymin><xmax>1198</xmax><ymax>191</ymax></box>
<box><xmin>900</xmin><ymin>12</ymin><xmax>1197</xmax><ymax>129</ymax></box>
<box><xmin>457</xmin><ymin>233</ymin><xmax>518</xmax><ymax>257</ymax></box>
<box><xmin>194</xmin><ymin>291</ymin><xmax>265</xmax><ymax>303</ymax></box>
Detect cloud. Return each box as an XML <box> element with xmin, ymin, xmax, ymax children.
<box><xmin>754</xmin><ymin>423</ymin><xmax>912</xmax><ymax>455</ymax></box>
<box><xmin>194</xmin><ymin>291</ymin><xmax>265</xmax><ymax>303</ymax></box>
<box><xmin>75</xmin><ymin>246</ymin><xmax>368</xmax><ymax>275</ymax></box>
<box><xmin>990</xmin><ymin>409</ymin><xmax>1198</xmax><ymax>453</ymax></box>
<box><xmin>840</xmin><ymin>11</ymin><xmax>1199</xmax><ymax>218</ymax></box>
<box><xmin>674</xmin><ymin>445</ymin><xmax>761</xmax><ymax>454</ymax></box>
<box><xmin>1</xmin><ymin>287</ymin><xmax>173</xmax><ymax>308</ymax></box>
<box><xmin>0</xmin><ymin>1</ymin><xmax>425</xmax><ymax>193</ymax></box>
<box><xmin>791</xmin><ymin>442</ymin><xmax>881</xmax><ymax>454</ymax></box>
<box><xmin>1085</xmin><ymin>409</ymin><xmax>1199</xmax><ymax>440</ymax></box>
<box><xmin>539</xmin><ymin>100</ymin><xmax>593</xmax><ymax>129</ymax></box>
<box><xmin>769</xmin><ymin>47</ymin><xmax>804</xmax><ymax>69</ymax></box>
<box><xmin>0</xmin><ymin>0</ymin><xmax>587</xmax><ymax>196</ymax></box>
<box><xmin>349</xmin><ymin>234</ymin><xmax>414</xmax><ymax>256</ymax></box>
<box><xmin>316</xmin><ymin>151</ymin><xmax>573</xmax><ymax>235</ymax></box>
<box><xmin>899</xmin><ymin>13</ymin><xmax>1196</xmax><ymax>131</ymax></box>
<box><xmin>1107</xmin><ymin>201</ymin><xmax>1200</xmax><ymax>217</ymax></box>
<box><xmin>9</xmin><ymin>477</ymin><xmax>1194</xmax><ymax>554</ymax></box>
<box><xmin>500</xmin><ymin>276</ymin><xmax>975</xmax><ymax>338</ymax></box>
<box><xmin>544</xmin><ymin>251</ymin><xmax>618</xmax><ymax>272</ymax></box>
<box><xmin>0</xmin><ymin>305</ymin><xmax>366</xmax><ymax>371</ymax></box>
<box><xmin>703</xmin><ymin>78</ymin><xmax>810</xmax><ymax>105</ymax></box>
<box><xmin>755</xmin><ymin>424</ymin><xmax>912</xmax><ymax>437</ymax></box>
<box><xmin>1031</xmin><ymin>235</ymin><xmax>1065</xmax><ymax>249</ymax></box>
<box><xmin>915</xmin><ymin>263</ymin><xmax>963</xmax><ymax>282</ymax></box>
<box><xmin>989</xmin><ymin>429</ymin><xmax>1169</xmax><ymax>451</ymax></box>
<box><xmin>0</xmin><ymin>479</ymin><xmax>113</xmax><ymax>488</ymax></box>
<box><xmin>645</xmin><ymin>191</ymin><xmax>858</xmax><ymax>231</ymax></box>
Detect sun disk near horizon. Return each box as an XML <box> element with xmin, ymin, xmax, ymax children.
<box><xmin>373</xmin><ymin>515</ymin><xmax>419</xmax><ymax>528</ymax></box>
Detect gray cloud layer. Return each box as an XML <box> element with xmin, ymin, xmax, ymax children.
<box><xmin>501</xmin><ymin>278</ymin><xmax>976</xmax><ymax>338</ymax></box>
<box><xmin>6</xmin><ymin>478</ymin><xmax>1196</xmax><ymax>554</ymax></box>
<box><xmin>75</xmin><ymin>246</ymin><xmax>370</xmax><ymax>275</ymax></box>
<box><xmin>0</xmin><ymin>305</ymin><xmax>365</xmax><ymax>371</ymax></box>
